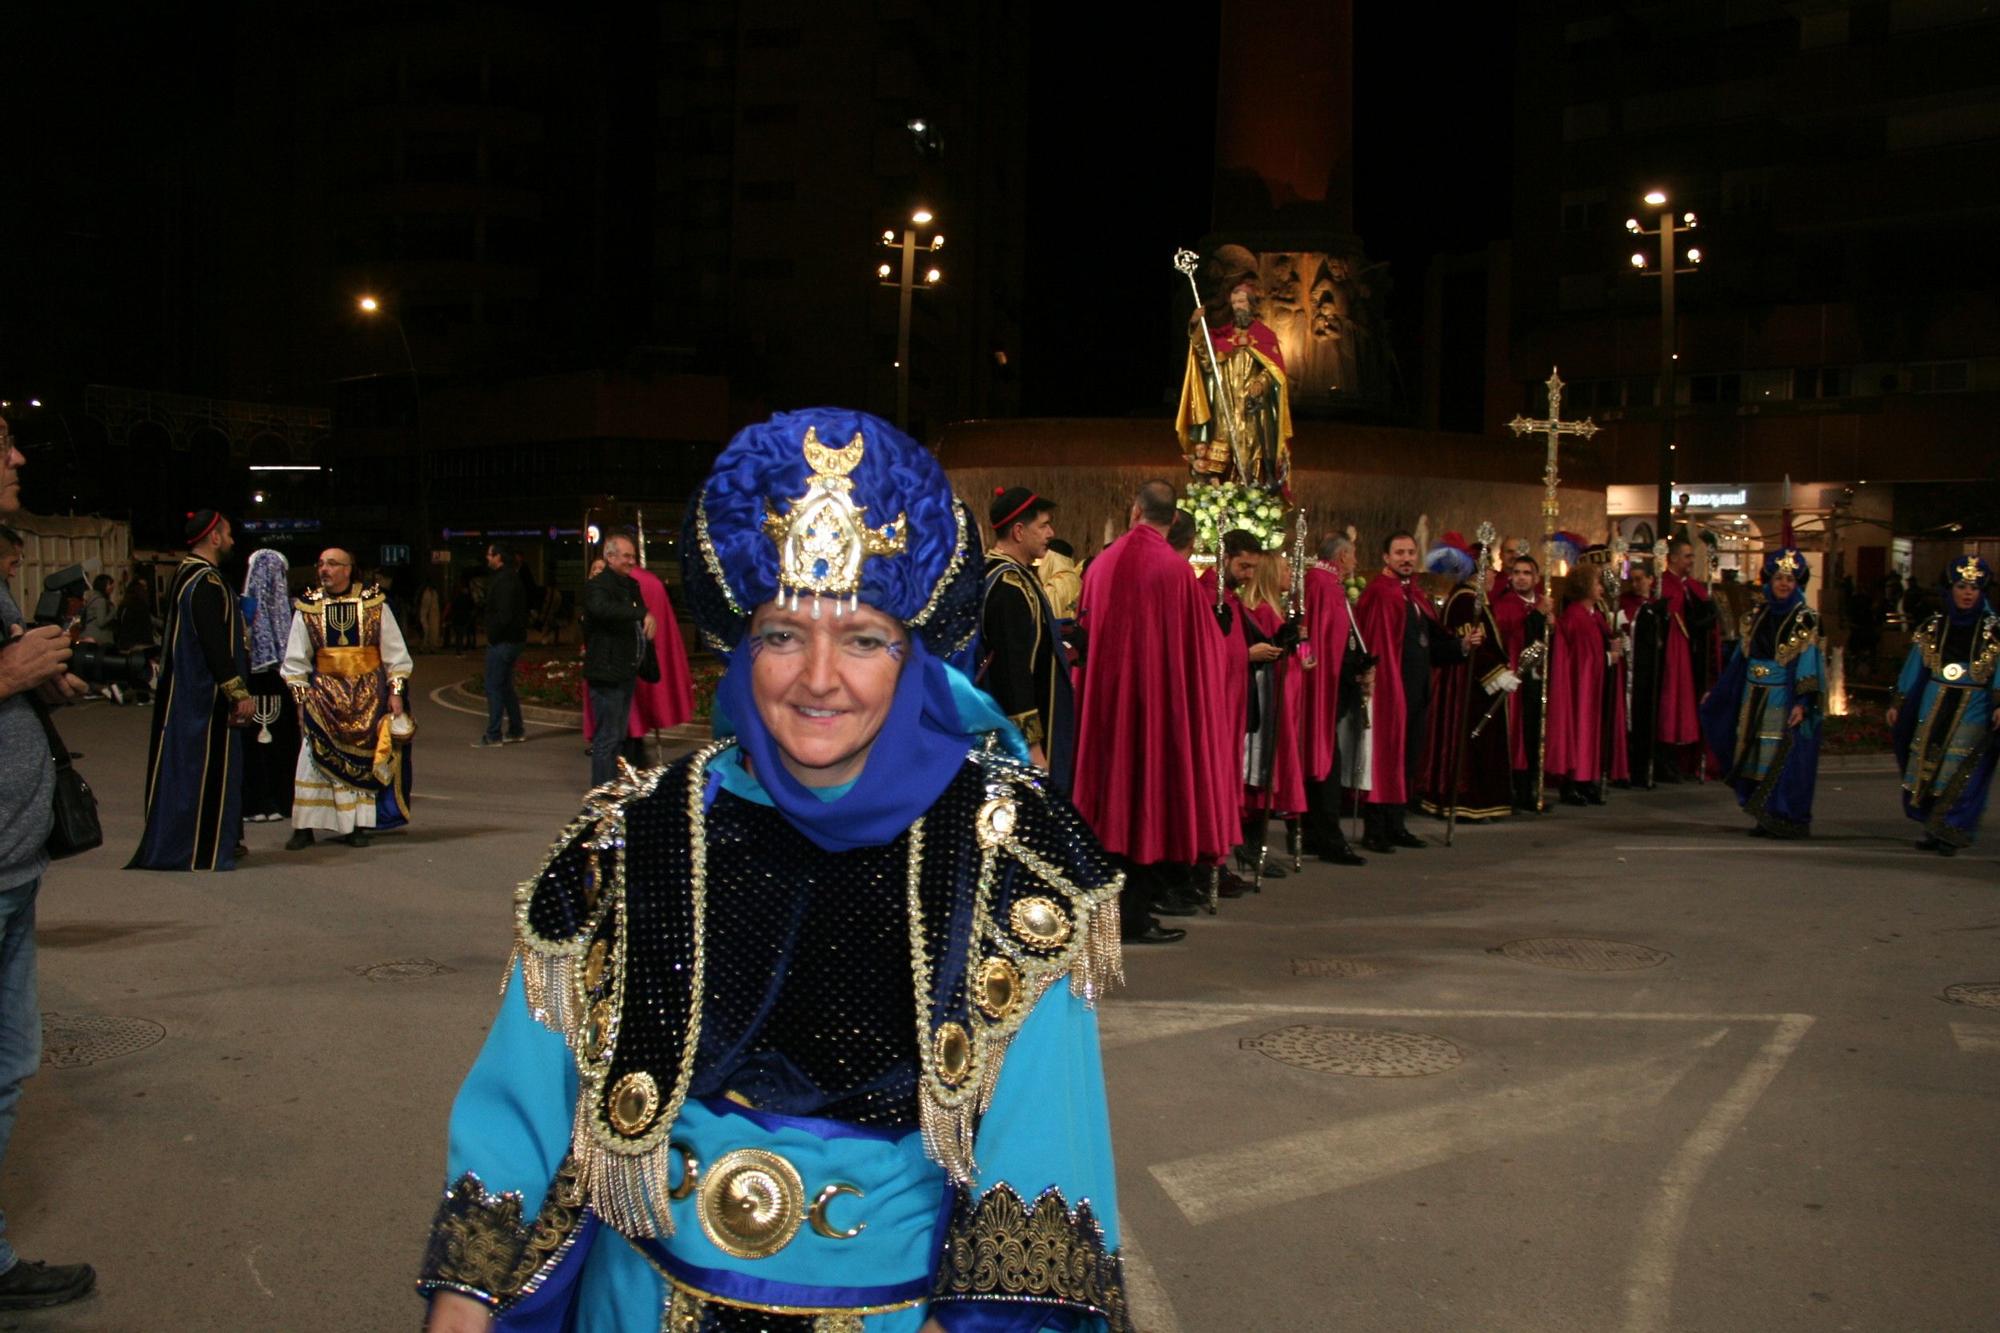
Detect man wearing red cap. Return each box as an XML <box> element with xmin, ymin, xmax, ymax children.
<box><xmin>1177</xmin><ymin>276</ymin><xmax>1293</xmax><ymax>491</ymax></box>
<box><xmin>129</xmin><ymin>508</ymin><xmax>253</xmax><ymax>872</ymax></box>
<box><xmin>979</xmin><ymin>486</ymin><xmax>1074</xmax><ymax>790</ymax></box>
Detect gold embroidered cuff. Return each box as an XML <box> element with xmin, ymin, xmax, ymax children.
<box><xmin>1008</xmin><ymin>710</ymin><xmax>1045</xmax><ymax>748</ymax></box>
<box><xmin>219</xmin><ymin>677</ymin><xmax>251</xmax><ymax>703</ymax></box>
<box><xmin>390</xmin><ymin>674</ymin><xmax>410</xmax><ymax>695</ymax></box>
<box><xmin>416</xmin><ymin>1159</ymin><xmax>589</xmax><ymax>1311</ymax></box>
<box><xmin>932</xmin><ymin>1184</ymin><xmax>1133</xmax><ymax>1333</ymax></box>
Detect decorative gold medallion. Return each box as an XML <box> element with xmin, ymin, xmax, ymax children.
<box><xmin>697</xmin><ymin>1148</ymin><xmax>806</xmax><ymax>1259</ymax></box>
<box><xmin>1943</xmin><ymin>661</ymin><xmax>1967</xmax><ymax>682</ymax></box>
<box><xmin>1010</xmin><ymin>896</ymin><xmax>1072</xmax><ymax>949</ymax></box>
<box><xmin>668</xmin><ymin>1141</ymin><xmax>700</xmax><ymax>1200</ymax></box>
<box><xmin>934</xmin><ymin>1022</ymin><xmax>975</xmax><ymax>1087</ymax></box>
<box><xmin>975</xmin><ymin>955</ymin><xmax>1022</xmax><ymax>1021</ymax></box>
<box><xmin>586</xmin><ymin>999</ymin><xmax>615</xmax><ymax>1060</ymax></box>
<box><xmin>760</xmin><ymin>426</ymin><xmax>908</xmax><ymax>613</ymax></box>
<box><xmin>582</xmin><ymin>939</ymin><xmax>608</xmax><ymax>994</ymax></box>
<box><xmin>607</xmin><ymin>1071</ymin><xmax>660</xmax><ymax>1136</ymax></box>
<box><xmin>975</xmin><ymin>796</ymin><xmax>1018</xmax><ymax>849</ymax></box>
<box><xmin>808</xmin><ymin>1182</ymin><xmax>869</xmax><ymax>1240</ymax></box>
<box><xmin>1956</xmin><ymin>554</ymin><xmax>1983</xmax><ymax>584</ymax></box>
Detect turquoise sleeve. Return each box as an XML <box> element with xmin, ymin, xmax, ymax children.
<box><xmin>445</xmin><ymin>959</ymin><xmax>581</xmax><ymax>1214</ymax></box>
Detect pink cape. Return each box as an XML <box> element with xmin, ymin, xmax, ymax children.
<box><xmin>582</xmin><ymin>568</ymin><xmax>694</xmax><ymax>740</ymax></box>
<box><xmin>1657</xmin><ymin>571</ymin><xmax>1711</xmax><ymax>745</ymax></box>
<box><xmin>1355</xmin><ymin>571</ymin><xmax>1439</xmax><ymax>807</ymax></box>
<box><xmin>1546</xmin><ymin>600</ymin><xmax>1609</xmax><ymax>782</ymax></box>
<box><xmin>1242</xmin><ymin>599</ymin><xmax>1307</xmax><ymax>814</ymax></box>
<box><xmin>1299</xmin><ymin>565</ymin><xmax>1351</xmax><ymax>781</ymax></box>
<box><xmin>1073</xmin><ymin>526</ymin><xmax>1232</xmax><ymax>864</ymax></box>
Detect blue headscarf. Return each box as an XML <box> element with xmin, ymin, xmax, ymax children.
<box><xmin>681</xmin><ymin>407</ymin><xmax>1011</xmax><ymax>853</ymax></box>
<box><xmin>1942</xmin><ymin>553</ymin><xmax>1991</xmax><ymax>626</ymax></box>
<box><xmin>243</xmin><ymin>549</ymin><xmax>291</xmax><ymax>672</ymax></box>
<box><xmin>1760</xmin><ymin>547</ymin><xmax>1809</xmax><ymax>612</ymax></box>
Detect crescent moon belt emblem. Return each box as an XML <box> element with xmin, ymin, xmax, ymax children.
<box><xmin>809</xmin><ymin>1183</ymin><xmax>868</xmax><ymax>1240</ymax></box>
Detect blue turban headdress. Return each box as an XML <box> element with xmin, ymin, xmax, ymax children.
<box><xmin>1761</xmin><ymin>547</ymin><xmax>1809</xmax><ymax>611</ymax></box>
<box><xmin>679</xmin><ymin>407</ymin><xmax>1015</xmax><ymax>852</ymax></box>
<box><xmin>1943</xmin><ymin>552</ymin><xmax>1991</xmax><ymax>591</ymax></box>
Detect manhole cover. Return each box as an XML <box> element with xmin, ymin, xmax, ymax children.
<box><xmin>351</xmin><ymin>958</ymin><xmax>457</xmax><ymax>982</ymax></box>
<box><xmin>40</xmin><ymin>1014</ymin><xmax>165</xmax><ymax>1068</ymax></box>
<box><xmin>1291</xmin><ymin>958</ymin><xmax>1386</xmax><ymax>978</ymax></box>
<box><xmin>1241</xmin><ymin>1025</ymin><xmax>1462</xmax><ymax>1077</ymax></box>
<box><xmin>1943</xmin><ymin>983</ymin><xmax>2000</xmax><ymax>1009</ymax></box>
<box><xmin>1493</xmin><ymin>937</ymin><xmax>1670</xmax><ymax>972</ymax></box>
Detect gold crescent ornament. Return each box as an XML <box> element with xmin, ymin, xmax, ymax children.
<box><xmin>808</xmin><ymin>1182</ymin><xmax>869</xmax><ymax>1240</ymax></box>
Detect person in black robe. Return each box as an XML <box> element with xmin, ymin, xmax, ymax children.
<box><xmin>977</xmin><ymin>486</ymin><xmax>1075</xmax><ymax>791</ymax></box>
<box><xmin>1619</xmin><ymin>565</ymin><xmax>1668</xmax><ymax>790</ymax></box>
<box><xmin>129</xmin><ymin>510</ymin><xmax>252</xmax><ymax>871</ymax></box>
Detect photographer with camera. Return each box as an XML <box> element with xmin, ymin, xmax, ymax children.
<box><xmin>127</xmin><ymin>509</ymin><xmax>251</xmax><ymax>873</ymax></box>
<box><xmin>0</xmin><ymin>424</ymin><xmax>95</xmax><ymax>1310</ymax></box>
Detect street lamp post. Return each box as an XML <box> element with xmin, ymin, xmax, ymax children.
<box><xmin>356</xmin><ymin>296</ymin><xmax>429</xmax><ymax>587</ymax></box>
<box><xmin>1625</xmin><ymin>194</ymin><xmax>1702</xmax><ymax>547</ymax></box>
<box><xmin>876</xmin><ymin>210</ymin><xmax>944</xmax><ymax>431</ymax></box>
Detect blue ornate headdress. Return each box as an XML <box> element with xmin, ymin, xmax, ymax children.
<box><xmin>681</xmin><ymin>407</ymin><xmax>978</xmax><ymax>664</ymax></box>
<box><xmin>1944</xmin><ymin>552</ymin><xmax>1991</xmax><ymax>590</ymax></box>
<box><xmin>1762</xmin><ymin>546</ymin><xmax>1810</xmax><ymax>587</ymax></box>
<box><xmin>679</xmin><ymin>407</ymin><xmax>1007</xmax><ymax>854</ymax></box>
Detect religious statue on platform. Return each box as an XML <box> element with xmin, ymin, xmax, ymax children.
<box><xmin>1176</xmin><ymin>250</ymin><xmax>1293</xmax><ymax>493</ymax></box>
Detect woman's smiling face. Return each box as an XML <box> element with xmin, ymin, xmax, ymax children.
<box><xmin>747</xmin><ymin>600</ymin><xmax>908</xmax><ymax>788</ymax></box>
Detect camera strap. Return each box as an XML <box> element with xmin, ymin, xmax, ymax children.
<box><xmin>25</xmin><ymin>691</ymin><xmax>77</xmax><ymax>774</ymax></box>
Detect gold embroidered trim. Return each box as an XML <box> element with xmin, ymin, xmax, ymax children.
<box><xmin>1772</xmin><ymin>606</ymin><xmax>1818</xmax><ymax>667</ymax></box>
<box><xmin>907</xmin><ymin>498</ymin><xmax>970</xmax><ymax>628</ymax></box>
<box><xmin>694</xmin><ymin>491</ymin><xmax>748</xmax><ymax>617</ymax></box>
<box><xmin>416</xmin><ymin>1157</ymin><xmax>588</xmax><ymax>1310</ymax></box>
<box><xmin>932</xmin><ymin>1183</ymin><xmax>1133</xmax><ymax>1333</ymax></box>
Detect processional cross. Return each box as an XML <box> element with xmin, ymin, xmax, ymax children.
<box><xmin>1507</xmin><ymin>368</ymin><xmax>1598</xmax><ymax>814</ymax></box>
<box><xmin>1508</xmin><ymin>368</ymin><xmax>1599</xmax><ymax>576</ymax></box>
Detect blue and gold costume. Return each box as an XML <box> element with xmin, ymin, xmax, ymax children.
<box><xmin>1699</xmin><ymin>548</ymin><xmax>1822</xmax><ymax>837</ymax></box>
<box><xmin>418</xmin><ymin>409</ymin><xmax>1132</xmax><ymax>1331</ymax></box>
<box><xmin>1891</xmin><ymin>555</ymin><xmax>2000</xmax><ymax>855</ymax></box>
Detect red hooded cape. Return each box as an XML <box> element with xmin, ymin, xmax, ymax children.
<box><xmin>583</xmin><ymin>567</ymin><xmax>694</xmax><ymax>739</ymax></box>
<box><xmin>1546</xmin><ymin>599</ymin><xmax>1610</xmax><ymax>782</ymax></box>
<box><xmin>1299</xmin><ymin>565</ymin><xmax>1351</xmax><ymax>781</ymax></box>
<box><xmin>1658</xmin><ymin>570</ymin><xmax>1714</xmax><ymax>746</ymax></box>
<box><xmin>1073</xmin><ymin>524</ymin><xmax>1232</xmax><ymax>864</ymax></box>
<box><xmin>1355</xmin><ymin>570</ymin><xmax>1440</xmax><ymax>807</ymax></box>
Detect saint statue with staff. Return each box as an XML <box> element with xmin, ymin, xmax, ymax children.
<box><xmin>1175</xmin><ymin>245</ymin><xmax>1293</xmax><ymax>495</ymax></box>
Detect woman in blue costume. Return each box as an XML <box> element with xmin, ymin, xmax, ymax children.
<box><xmin>1888</xmin><ymin>554</ymin><xmax>2000</xmax><ymax>857</ymax></box>
<box><xmin>419</xmin><ymin>409</ymin><xmax>1132</xmax><ymax>1333</ymax></box>
<box><xmin>1698</xmin><ymin>548</ymin><xmax>1822</xmax><ymax>838</ymax></box>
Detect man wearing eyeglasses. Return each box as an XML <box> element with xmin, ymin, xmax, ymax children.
<box><xmin>281</xmin><ymin>547</ymin><xmax>415</xmax><ymax>850</ymax></box>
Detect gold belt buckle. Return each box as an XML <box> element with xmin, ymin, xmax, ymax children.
<box><xmin>1942</xmin><ymin>662</ymin><xmax>1967</xmax><ymax>682</ymax></box>
<box><xmin>1750</xmin><ymin>663</ymin><xmax>1771</xmax><ymax>679</ymax></box>
<box><xmin>692</xmin><ymin>1147</ymin><xmax>871</xmax><ymax>1260</ymax></box>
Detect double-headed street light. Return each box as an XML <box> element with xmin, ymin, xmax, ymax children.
<box><xmin>876</xmin><ymin>209</ymin><xmax>944</xmax><ymax>430</ymax></box>
<box><xmin>1624</xmin><ymin>191</ymin><xmax>1704</xmax><ymax>548</ymax></box>
<box><xmin>356</xmin><ymin>294</ymin><xmax>429</xmax><ymax>581</ymax></box>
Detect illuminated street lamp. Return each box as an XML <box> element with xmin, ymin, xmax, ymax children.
<box><xmin>1624</xmin><ymin>190</ymin><xmax>1705</xmax><ymax>547</ymax></box>
<box><xmin>355</xmin><ymin>294</ymin><xmax>430</xmax><ymax>579</ymax></box>
<box><xmin>876</xmin><ymin>208</ymin><xmax>945</xmax><ymax>430</ymax></box>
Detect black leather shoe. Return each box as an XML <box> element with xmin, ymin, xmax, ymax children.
<box><xmin>1151</xmin><ymin>897</ymin><xmax>1199</xmax><ymax>917</ymax></box>
<box><xmin>1559</xmin><ymin>783</ymin><xmax>1588</xmax><ymax>807</ymax></box>
<box><xmin>284</xmin><ymin>829</ymin><xmax>314</xmax><ymax>851</ymax></box>
<box><xmin>1389</xmin><ymin>830</ymin><xmax>1427</xmax><ymax>849</ymax></box>
<box><xmin>1319</xmin><ymin>844</ymin><xmax>1368</xmax><ymax>866</ymax></box>
<box><xmin>1653</xmin><ymin>764</ymin><xmax>1684</xmax><ymax>784</ymax></box>
<box><xmin>1125</xmin><ymin>922</ymin><xmax>1187</xmax><ymax>945</ymax></box>
<box><xmin>233</xmin><ymin>843</ymin><xmax>249</xmax><ymax>859</ymax></box>
<box><xmin>1359</xmin><ymin>834</ymin><xmax>1395</xmax><ymax>854</ymax></box>
<box><xmin>345</xmin><ymin>829</ymin><xmax>372</xmax><ymax>848</ymax></box>
<box><xmin>1583</xmin><ymin>786</ymin><xmax>1606</xmax><ymax>806</ymax></box>
<box><xmin>0</xmin><ymin>1259</ymin><xmax>96</xmax><ymax>1310</ymax></box>
<box><xmin>1215</xmin><ymin>874</ymin><xmax>1249</xmax><ymax>899</ymax></box>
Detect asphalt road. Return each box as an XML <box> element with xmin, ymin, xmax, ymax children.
<box><xmin>6</xmin><ymin>661</ymin><xmax>1996</xmax><ymax>1332</ymax></box>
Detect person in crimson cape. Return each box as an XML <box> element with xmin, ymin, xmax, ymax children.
<box><xmin>1655</xmin><ymin>537</ymin><xmax>1719</xmax><ymax>781</ymax></box>
<box><xmin>1617</xmin><ymin>562</ymin><xmax>1668</xmax><ymax>789</ymax></box>
<box><xmin>1190</xmin><ymin>529</ymin><xmax>1289</xmax><ymax>893</ymax></box>
<box><xmin>580</xmin><ymin>564</ymin><xmax>696</xmax><ymax>768</ymax></box>
<box><xmin>1233</xmin><ymin>539</ymin><xmax>1306</xmax><ymax>877</ymax></box>
<box><xmin>1074</xmin><ymin>479</ymin><xmax>1226</xmax><ymax>944</ymax></box>
<box><xmin>1354</xmin><ymin>531</ymin><xmax>1480</xmax><ymax>853</ymax></box>
<box><xmin>1416</xmin><ymin>535</ymin><xmax>1516</xmax><ymax>825</ymax></box>
<box><xmin>1888</xmin><ymin>555</ymin><xmax>2000</xmax><ymax>856</ymax></box>
<box><xmin>1489</xmin><ymin>552</ymin><xmax>1555</xmax><ymax>813</ymax></box>
<box><xmin>1699</xmin><ymin>547</ymin><xmax>1823</xmax><ymax>838</ymax></box>
<box><xmin>1176</xmin><ymin>268</ymin><xmax>1292</xmax><ymax>493</ymax></box>
<box><xmin>1544</xmin><ymin>555</ymin><xmax>1624</xmax><ymax>807</ymax></box>
<box><xmin>1299</xmin><ymin>535</ymin><xmax>1370</xmax><ymax>865</ymax></box>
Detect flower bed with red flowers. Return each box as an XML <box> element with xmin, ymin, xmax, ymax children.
<box><xmin>1822</xmin><ymin>694</ymin><xmax>1894</xmax><ymax>754</ymax></box>
<box><xmin>466</xmin><ymin>651</ymin><xmax>727</xmax><ymax>720</ymax></box>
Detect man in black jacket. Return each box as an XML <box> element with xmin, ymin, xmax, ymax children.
<box><xmin>475</xmin><ymin>543</ymin><xmax>527</xmax><ymax>747</ymax></box>
<box><xmin>582</xmin><ymin>534</ymin><xmax>653</xmax><ymax>787</ymax></box>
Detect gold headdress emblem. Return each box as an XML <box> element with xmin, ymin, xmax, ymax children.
<box><xmin>1955</xmin><ymin>554</ymin><xmax>1985</xmax><ymax>584</ymax></box>
<box><xmin>1773</xmin><ymin>549</ymin><xmax>1802</xmax><ymax>576</ymax></box>
<box><xmin>762</xmin><ymin>427</ymin><xmax>908</xmax><ymax>617</ymax></box>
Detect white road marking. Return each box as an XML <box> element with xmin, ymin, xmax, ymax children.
<box><xmin>1149</xmin><ymin>1034</ymin><xmax>1715</xmax><ymax>1227</ymax></box>
<box><xmin>426</xmin><ymin>682</ymin><xmax>576</xmax><ymax>729</ymax></box>
<box><xmin>1619</xmin><ymin>1012</ymin><xmax>1814</xmax><ymax>1333</ymax></box>
<box><xmin>1115</xmin><ymin>1219</ymin><xmax>1180</xmax><ymax>1333</ymax></box>
<box><xmin>1950</xmin><ymin>1022</ymin><xmax>2000</xmax><ymax>1053</ymax></box>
